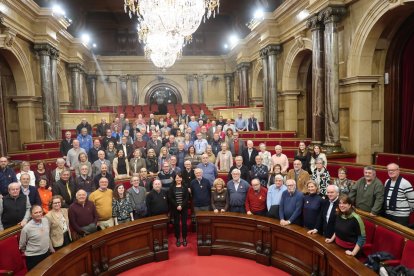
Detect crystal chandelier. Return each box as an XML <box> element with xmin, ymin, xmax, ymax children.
<box><xmin>124</xmin><ymin>0</ymin><xmax>220</xmax><ymax>69</ymax></box>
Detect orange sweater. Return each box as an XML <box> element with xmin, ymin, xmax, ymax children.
<box><xmin>38</xmin><ymin>187</ymin><xmax>52</xmax><ymax>214</ymax></box>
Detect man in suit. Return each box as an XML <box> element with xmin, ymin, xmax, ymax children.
<box><xmin>52</xmin><ymin>169</ymin><xmax>76</xmax><ymax>208</ymax></box>
<box><xmin>286</xmin><ymin>159</ymin><xmax>310</xmax><ymax>193</ymax></box>
<box><xmin>91</xmin><ymin>150</ymin><xmax>112</xmax><ymax>178</ymax></box>
<box><xmin>96</xmin><ymin>118</ymin><xmax>111</xmax><ymax>137</ymax></box>
<box><xmin>241</xmin><ymin>140</ymin><xmax>258</xmax><ymax>170</ymax></box>
<box><xmin>60</xmin><ymin>131</ymin><xmax>73</xmax><ymax>159</ymax></box>
<box><xmin>147</xmin><ymin>133</ymin><xmax>162</xmax><ymax>156</ymax></box>
<box><xmin>117</xmin><ymin>136</ymin><xmax>133</xmax><ymax>160</ymax></box>
<box><xmin>19</xmin><ymin>173</ymin><xmax>41</xmax><ymax>207</ymax></box>
<box><xmin>308</xmin><ymin>185</ymin><xmax>339</xmax><ymax>238</ymax></box>
<box><xmin>229</xmin><ymin>131</ymin><xmax>245</xmax><ymax>157</ymax></box>
<box><xmin>207</xmin><ymin>120</ymin><xmax>217</xmax><ymax>142</ymax></box>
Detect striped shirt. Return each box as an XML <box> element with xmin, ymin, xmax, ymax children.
<box><xmin>385</xmin><ymin>177</ymin><xmax>414</xmax><ymax>217</ymax></box>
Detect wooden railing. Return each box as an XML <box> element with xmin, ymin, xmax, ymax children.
<box><xmin>196</xmin><ymin>212</ymin><xmax>376</xmax><ymax>276</ymax></box>
<box><xmin>27</xmin><ymin>215</ymin><xmax>169</xmax><ymax>276</ymax></box>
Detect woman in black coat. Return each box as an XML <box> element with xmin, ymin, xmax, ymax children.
<box><xmin>168</xmin><ymin>173</ymin><xmax>190</xmax><ymax>247</ymax></box>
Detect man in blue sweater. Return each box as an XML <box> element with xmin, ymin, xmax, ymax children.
<box><xmin>190</xmin><ymin>168</ymin><xmax>211</xmax><ymax>212</ymax></box>
<box><xmin>227</xmin><ymin>169</ymin><xmax>250</xmax><ymax>213</ymax></box>
<box><xmin>279</xmin><ymin>179</ymin><xmax>304</xmax><ymax>226</ymax></box>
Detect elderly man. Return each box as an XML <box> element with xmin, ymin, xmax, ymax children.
<box><xmin>88</xmin><ymin>139</ymin><xmax>104</xmax><ymax>164</ymax></box>
<box><xmin>188</xmin><ymin>116</ymin><xmax>198</xmax><ymax>133</ymax></box>
<box><xmin>60</xmin><ymin>131</ymin><xmax>73</xmax><ymax>158</ymax></box>
<box><xmin>51</xmin><ymin>158</ymin><xmax>66</xmax><ymax>185</ymax></box>
<box><xmin>96</xmin><ymin>118</ymin><xmax>111</xmax><ymax>137</ymax></box>
<box><xmin>241</xmin><ymin>140</ymin><xmax>258</xmax><ymax>170</ymax></box>
<box><xmin>234</xmin><ymin>113</ymin><xmax>247</xmax><ymax>132</ymax></box>
<box><xmin>0</xmin><ymin>156</ymin><xmax>17</xmax><ymax>196</ymax></box>
<box><xmin>176</xmin><ymin>142</ymin><xmax>186</xmax><ymax>171</ymax></box>
<box><xmin>68</xmin><ymin>189</ymin><xmax>98</xmax><ymax>237</ymax></box>
<box><xmin>182</xmin><ymin>160</ymin><xmax>195</xmax><ymax>187</ymax></box>
<box><xmin>117</xmin><ymin>136</ymin><xmax>133</xmax><ymax>160</ymax></box>
<box><xmin>194</xmin><ymin>132</ymin><xmax>208</xmax><ymax>155</ymax></box>
<box><xmin>20</xmin><ymin>173</ymin><xmax>41</xmax><ymax>206</ymax></box>
<box><xmin>77</xmin><ymin>127</ymin><xmax>93</xmax><ymax>153</ymax></box>
<box><xmin>207</xmin><ymin>120</ymin><xmax>217</xmax><ymax>142</ymax></box>
<box><xmin>349</xmin><ymin>166</ymin><xmax>384</xmax><ymax>216</ymax></box>
<box><xmin>146</xmin><ymin>179</ymin><xmax>169</xmax><ymax>216</ymax></box>
<box><xmin>179</xmin><ymin>109</ymin><xmax>189</xmax><ymax>124</ymax></box>
<box><xmin>133</xmin><ymin>132</ymin><xmax>147</xmax><ymax>156</ymax></box>
<box><xmin>251</xmin><ymin>155</ymin><xmax>269</xmax><ymax>187</ymax></box>
<box><xmin>158</xmin><ymin>162</ymin><xmax>176</xmax><ymax>192</ymax></box>
<box><xmin>74</xmin><ymin>165</ymin><xmax>94</xmax><ymax>195</ymax></box>
<box><xmin>247</xmin><ymin>113</ymin><xmax>260</xmax><ymax>131</ymax></box>
<box><xmin>271</xmin><ymin>145</ymin><xmax>289</xmax><ymax>173</ymax></box>
<box><xmin>92</xmin><ymin>150</ymin><xmax>112</xmax><ymax>178</ymax></box>
<box><xmin>53</xmin><ymin>169</ymin><xmax>76</xmax><ymax>207</ymax></box>
<box><xmin>190</xmin><ymin>168</ymin><xmax>212</xmax><ymax>212</ymax></box>
<box><xmin>227</xmin><ymin>169</ymin><xmax>250</xmax><ymax>213</ymax></box>
<box><xmin>279</xmin><ymin>179</ymin><xmax>304</xmax><ymax>226</ymax></box>
<box><xmin>147</xmin><ymin>133</ymin><xmax>162</xmax><ymax>156</ymax></box>
<box><xmin>383</xmin><ymin>163</ymin><xmax>414</xmax><ymax>226</ymax></box>
<box><xmin>223</xmin><ymin>119</ymin><xmax>236</xmax><ymax>133</ymax></box>
<box><xmin>308</xmin><ymin>185</ymin><xmax>339</xmax><ymax>238</ymax></box>
<box><xmin>66</xmin><ymin>140</ymin><xmax>86</xmax><ymax>170</ymax></box>
<box><xmin>196</xmin><ymin>154</ymin><xmax>217</xmax><ymax>185</ymax></box>
<box><xmin>287</xmin><ymin>159</ymin><xmax>310</xmax><ymax>193</ymax></box>
<box><xmin>228</xmin><ymin>156</ymin><xmax>250</xmax><ymax>182</ymax></box>
<box><xmin>93</xmin><ymin>164</ymin><xmax>115</xmax><ymax>190</ymax></box>
<box><xmin>229</xmin><ymin>131</ymin><xmax>245</xmax><ymax>157</ymax></box>
<box><xmin>76</xmin><ymin>118</ymin><xmax>92</xmax><ymax>135</ymax></box>
<box><xmin>119</xmin><ymin>129</ymin><xmax>133</xmax><ymax>145</ymax></box>
<box><xmin>127</xmin><ymin>176</ymin><xmax>147</xmax><ymax>219</ymax></box>
<box><xmin>267</xmin><ymin>174</ymin><xmax>287</xmax><ymax>219</ymax></box>
<box><xmin>245</xmin><ymin>179</ymin><xmax>268</xmax><ymax>216</ymax></box>
<box><xmin>210</xmin><ymin>133</ymin><xmax>222</xmax><ymax>157</ymax></box>
<box><xmin>0</xmin><ymin>182</ymin><xmax>31</xmax><ymax>231</ymax></box>
<box><xmin>89</xmin><ymin>177</ymin><xmax>113</xmax><ymax>230</ymax></box>
<box><xmin>139</xmin><ymin>168</ymin><xmax>153</xmax><ymax>193</ymax></box>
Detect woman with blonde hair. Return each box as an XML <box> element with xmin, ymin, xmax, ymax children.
<box><xmin>302</xmin><ymin>180</ymin><xmax>323</xmax><ymax>230</ymax></box>
<box><xmin>211</xmin><ymin>178</ymin><xmax>228</xmax><ymax>213</ymax></box>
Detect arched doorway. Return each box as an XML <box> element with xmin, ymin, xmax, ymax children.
<box><xmin>384</xmin><ymin>13</ymin><xmax>414</xmax><ymax>153</ymax></box>
<box><xmin>144</xmin><ymin>83</ymin><xmax>182</xmax><ymax>115</ymax></box>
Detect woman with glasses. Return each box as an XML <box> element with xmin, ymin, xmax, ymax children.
<box><xmin>45</xmin><ymin>195</ymin><xmax>72</xmax><ymax>251</ymax></box>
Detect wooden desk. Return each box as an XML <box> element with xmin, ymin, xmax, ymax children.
<box><xmin>196</xmin><ymin>212</ymin><xmax>376</xmax><ymax>276</ymax></box>
<box><xmin>27</xmin><ymin>215</ymin><xmax>169</xmax><ymax>276</ymax></box>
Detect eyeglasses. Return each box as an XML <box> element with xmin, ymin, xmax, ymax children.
<box><xmin>53</xmin><ymin>202</ymin><xmax>61</xmax><ymax>205</ymax></box>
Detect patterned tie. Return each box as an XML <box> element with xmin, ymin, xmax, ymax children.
<box><xmin>66</xmin><ymin>182</ymin><xmax>72</xmax><ymax>200</ymax></box>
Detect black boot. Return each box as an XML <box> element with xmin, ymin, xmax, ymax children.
<box><xmin>182</xmin><ymin>238</ymin><xmax>187</xmax><ymax>247</ymax></box>
<box><xmin>176</xmin><ymin>239</ymin><xmax>181</xmax><ymax>247</ymax></box>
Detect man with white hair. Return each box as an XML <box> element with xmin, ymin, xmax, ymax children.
<box><xmin>196</xmin><ymin>154</ymin><xmax>217</xmax><ymax>185</ymax></box>
<box><xmin>241</xmin><ymin>140</ymin><xmax>258</xmax><ymax>170</ymax></box>
<box><xmin>308</xmin><ymin>185</ymin><xmax>339</xmax><ymax>238</ymax></box>
<box><xmin>227</xmin><ymin>169</ymin><xmax>250</xmax><ymax>213</ymax></box>
<box><xmin>271</xmin><ymin>145</ymin><xmax>289</xmax><ymax>174</ymax></box>
<box><xmin>190</xmin><ymin>168</ymin><xmax>212</xmax><ymax>212</ymax></box>
<box><xmin>279</xmin><ymin>179</ymin><xmax>303</xmax><ymax>226</ymax></box>
<box><xmin>267</xmin><ymin>174</ymin><xmax>287</xmax><ymax>219</ymax></box>
<box><xmin>0</xmin><ymin>182</ymin><xmax>31</xmax><ymax>231</ymax></box>
<box><xmin>92</xmin><ymin>150</ymin><xmax>112</xmax><ymax>178</ymax></box>
<box><xmin>66</xmin><ymin>140</ymin><xmax>86</xmax><ymax>170</ymax></box>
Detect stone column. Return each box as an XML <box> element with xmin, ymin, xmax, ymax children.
<box><xmin>34</xmin><ymin>44</ymin><xmax>55</xmax><ymax>140</ymax></box>
<box><xmin>69</xmin><ymin>63</ymin><xmax>82</xmax><ymax>110</ymax></box>
<box><xmin>119</xmin><ymin>75</ymin><xmax>128</xmax><ymax>106</ymax></box>
<box><xmin>224</xmin><ymin>73</ymin><xmax>234</xmax><ymax>107</ymax></box>
<box><xmin>196</xmin><ymin>75</ymin><xmax>205</xmax><ymax>103</ymax></box>
<box><xmin>50</xmin><ymin>48</ymin><xmax>61</xmax><ymax>139</ymax></box>
<box><xmin>319</xmin><ymin>6</ymin><xmax>346</xmax><ymax>153</ymax></box>
<box><xmin>237</xmin><ymin>62</ymin><xmax>250</xmax><ymax>106</ymax></box>
<box><xmin>186</xmin><ymin>75</ymin><xmax>195</xmax><ymax>103</ymax></box>
<box><xmin>267</xmin><ymin>45</ymin><xmax>282</xmax><ymax>130</ymax></box>
<box><xmin>259</xmin><ymin>48</ymin><xmax>269</xmax><ymax>130</ymax></box>
<box><xmin>281</xmin><ymin>90</ymin><xmax>301</xmax><ymax>131</ymax></box>
<box><xmin>130</xmin><ymin>75</ymin><xmax>139</xmax><ymax>105</ymax></box>
<box><xmin>13</xmin><ymin>97</ymin><xmax>40</xmax><ymax>144</ymax></box>
<box><xmin>307</xmin><ymin>15</ymin><xmax>325</xmax><ymax>146</ymax></box>
<box><xmin>87</xmin><ymin>75</ymin><xmax>98</xmax><ymax>111</ymax></box>
<box><xmin>0</xmin><ymin>77</ymin><xmax>6</xmax><ymax>155</ymax></box>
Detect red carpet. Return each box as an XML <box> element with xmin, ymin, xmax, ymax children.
<box><xmin>120</xmin><ymin>232</ymin><xmax>290</xmax><ymax>276</ymax></box>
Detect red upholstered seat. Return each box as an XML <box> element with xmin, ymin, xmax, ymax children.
<box><xmin>400</xmin><ymin>240</ymin><xmax>414</xmax><ymax>269</ymax></box>
<box><xmin>218</xmin><ymin>173</ymin><xmax>228</xmax><ymax>184</ymax></box>
<box><xmin>0</xmin><ymin>235</ymin><xmax>27</xmax><ymax>275</ymax></box>
<box><xmin>362</xmin><ymin>219</ymin><xmax>376</xmax><ymax>253</ymax></box>
<box><xmin>367</xmin><ymin>226</ymin><xmax>405</xmax><ymax>261</ymax></box>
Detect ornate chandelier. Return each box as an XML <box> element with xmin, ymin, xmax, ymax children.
<box><xmin>124</xmin><ymin>0</ymin><xmax>220</xmax><ymax>69</ymax></box>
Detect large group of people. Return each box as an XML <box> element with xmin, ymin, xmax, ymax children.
<box><xmin>0</xmin><ymin>110</ymin><xmax>414</xmax><ymax>271</ymax></box>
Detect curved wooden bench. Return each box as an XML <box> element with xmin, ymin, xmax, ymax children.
<box><xmin>26</xmin><ymin>215</ymin><xmax>169</xmax><ymax>276</ymax></box>
<box><xmin>195</xmin><ymin>211</ymin><xmax>376</xmax><ymax>276</ymax></box>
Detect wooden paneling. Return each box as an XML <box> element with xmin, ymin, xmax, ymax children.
<box><xmin>196</xmin><ymin>212</ymin><xmax>376</xmax><ymax>276</ymax></box>
<box><xmin>26</xmin><ymin>215</ymin><xmax>169</xmax><ymax>276</ymax></box>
